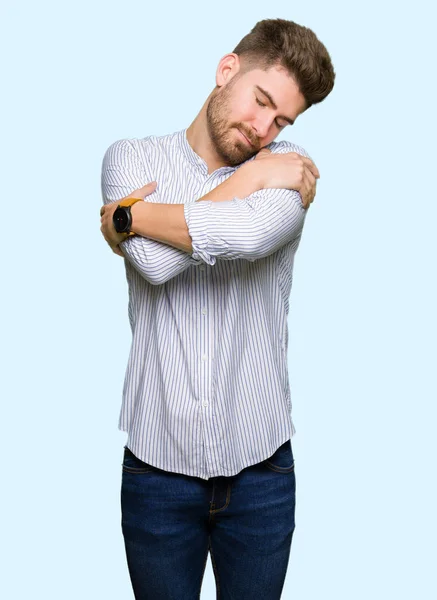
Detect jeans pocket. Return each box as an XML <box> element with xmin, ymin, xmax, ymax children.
<box><xmin>122</xmin><ymin>446</ymin><xmax>155</xmax><ymax>474</ymax></box>
<box><xmin>263</xmin><ymin>440</ymin><xmax>295</xmax><ymax>473</ymax></box>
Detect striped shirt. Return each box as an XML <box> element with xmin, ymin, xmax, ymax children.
<box><xmin>101</xmin><ymin>128</ymin><xmax>310</xmax><ymax>480</ymax></box>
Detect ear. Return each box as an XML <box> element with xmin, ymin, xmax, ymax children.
<box><xmin>215</xmin><ymin>53</ymin><xmax>241</xmax><ymax>88</ymax></box>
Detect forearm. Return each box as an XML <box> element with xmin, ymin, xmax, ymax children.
<box><xmin>119</xmin><ymin>236</ymin><xmax>198</xmax><ymax>284</ymax></box>
<box><xmin>196</xmin><ymin>162</ymin><xmax>262</xmax><ymax>202</ymax></box>
<box><xmin>130</xmin><ymin>203</ymin><xmax>192</xmax><ymax>253</ymax></box>
<box><xmin>184</xmin><ymin>186</ymin><xmax>306</xmax><ymax>265</ymax></box>
<box><xmin>129</xmin><ymin>162</ymin><xmax>262</xmax><ymax>253</ymax></box>
<box><xmin>183</xmin><ymin>142</ymin><xmax>312</xmax><ymax>264</ymax></box>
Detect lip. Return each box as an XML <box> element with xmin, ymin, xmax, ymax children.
<box><xmin>237</xmin><ymin>128</ymin><xmax>254</xmax><ymax>147</ymax></box>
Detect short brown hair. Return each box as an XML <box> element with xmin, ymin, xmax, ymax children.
<box><xmin>233</xmin><ymin>18</ymin><xmax>335</xmax><ymax>109</ymax></box>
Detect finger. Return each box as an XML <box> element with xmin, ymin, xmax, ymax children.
<box><xmin>301</xmin><ymin>169</ymin><xmax>313</xmax><ymax>209</ymax></box>
<box><xmin>302</xmin><ymin>173</ymin><xmax>316</xmax><ymax>207</ymax></box>
<box><xmin>305</xmin><ymin>167</ymin><xmax>317</xmax><ymax>203</ymax></box>
<box><xmin>127</xmin><ymin>181</ymin><xmax>158</xmax><ymax>199</ymax></box>
<box><xmin>303</xmin><ymin>165</ymin><xmax>316</xmax><ymax>187</ymax></box>
<box><xmin>300</xmin><ymin>156</ymin><xmax>320</xmax><ymax>179</ymax></box>
<box><xmin>254</xmin><ymin>148</ymin><xmax>272</xmax><ymax>160</ymax></box>
<box><xmin>297</xmin><ymin>183</ymin><xmax>308</xmax><ymax>209</ymax></box>
<box><xmin>271</xmin><ymin>152</ymin><xmax>320</xmax><ymax>179</ymax></box>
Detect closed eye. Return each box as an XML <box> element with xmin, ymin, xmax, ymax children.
<box><xmin>255</xmin><ymin>96</ymin><xmax>288</xmax><ymax>129</ymax></box>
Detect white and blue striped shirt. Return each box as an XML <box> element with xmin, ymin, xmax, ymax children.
<box><xmin>101</xmin><ymin>128</ymin><xmax>310</xmax><ymax>480</ymax></box>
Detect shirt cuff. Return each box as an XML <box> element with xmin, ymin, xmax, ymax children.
<box><xmin>184</xmin><ymin>201</ymin><xmax>216</xmax><ymax>265</ymax></box>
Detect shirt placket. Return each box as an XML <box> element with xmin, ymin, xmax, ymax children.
<box><xmin>195</xmin><ymin>171</ymin><xmax>227</xmax><ymax>477</ymax></box>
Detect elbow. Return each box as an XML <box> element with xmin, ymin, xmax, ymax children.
<box><xmin>244</xmin><ymin>234</ymin><xmax>272</xmax><ymax>262</ymax></box>
<box><xmin>120</xmin><ymin>246</ymin><xmax>164</xmax><ymax>286</ymax></box>
<box><xmin>125</xmin><ymin>258</ymin><xmax>164</xmax><ymax>285</ymax></box>
<box><xmin>143</xmin><ymin>271</ymin><xmax>165</xmax><ymax>286</ymax></box>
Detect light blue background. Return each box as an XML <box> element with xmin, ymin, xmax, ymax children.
<box><xmin>2</xmin><ymin>1</ymin><xmax>436</xmax><ymax>598</ymax></box>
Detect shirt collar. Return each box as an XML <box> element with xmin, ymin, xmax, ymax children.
<box><xmin>178</xmin><ymin>128</ymin><xmax>245</xmax><ymax>176</ymax></box>
<box><xmin>179</xmin><ymin>128</ymin><xmax>208</xmax><ymax>172</ymax></box>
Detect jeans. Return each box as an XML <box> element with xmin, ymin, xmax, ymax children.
<box><xmin>120</xmin><ymin>439</ymin><xmax>296</xmax><ymax>600</ymax></box>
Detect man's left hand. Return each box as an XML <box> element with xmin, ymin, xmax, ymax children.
<box><xmin>100</xmin><ymin>202</ymin><xmax>130</xmax><ymax>257</ymax></box>
<box><xmin>100</xmin><ymin>182</ymin><xmax>158</xmax><ymax>257</ymax></box>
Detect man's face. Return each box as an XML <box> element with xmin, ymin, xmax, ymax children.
<box><xmin>206</xmin><ymin>65</ymin><xmax>308</xmax><ymax>167</ymax></box>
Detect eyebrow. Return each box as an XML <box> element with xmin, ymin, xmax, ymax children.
<box><xmin>254</xmin><ymin>85</ymin><xmax>295</xmax><ymax>125</ymax></box>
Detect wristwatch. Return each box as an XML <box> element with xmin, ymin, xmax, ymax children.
<box><xmin>113</xmin><ymin>197</ymin><xmax>143</xmax><ymax>236</ymax></box>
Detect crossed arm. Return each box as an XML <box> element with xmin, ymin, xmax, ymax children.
<box><xmin>101</xmin><ymin>161</ymin><xmax>266</xmax><ymax>255</ymax></box>
<box><xmin>100</xmin><ymin>139</ymin><xmax>315</xmax><ymax>284</ymax></box>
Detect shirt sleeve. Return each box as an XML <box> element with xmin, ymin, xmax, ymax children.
<box><xmin>101</xmin><ymin>139</ymin><xmax>201</xmax><ymax>285</ymax></box>
<box><xmin>183</xmin><ymin>142</ymin><xmax>311</xmax><ymax>265</ymax></box>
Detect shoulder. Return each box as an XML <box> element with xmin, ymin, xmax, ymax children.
<box><xmin>102</xmin><ymin>135</ymin><xmax>170</xmax><ymax>174</ymax></box>
<box><xmin>102</xmin><ymin>132</ymin><xmax>179</xmax><ymax>177</ymax></box>
<box><xmin>265</xmin><ymin>138</ymin><xmax>311</xmax><ymax>160</ymax></box>
<box><xmin>102</xmin><ymin>135</ymin><xmax>157</xmax><ymax>160</ymax></box>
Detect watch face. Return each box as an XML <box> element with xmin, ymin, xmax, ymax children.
<box><xmin>113</xmin><ymin>207</ymin><xmax>129</xmax><ymax>232</ymax></box>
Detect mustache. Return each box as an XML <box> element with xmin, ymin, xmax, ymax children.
<box><xmin>236</xmin><ymin>126</ymin><xmax>259</xmax><ymax>149</ymax></box>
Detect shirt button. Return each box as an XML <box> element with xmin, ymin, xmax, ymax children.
<box><xmin>203</xmin><ymin>400</ymin><xmax>208</xmax><ymax>407</ymax></box>
<box><xmin>202</xmin><ymin>354</ymin><xmax>208</xmax><ymax>361</ymax></box>
<box><xmin>202</xmin><ymin>307</ymin><xmax>207</xmax><ymax>315</ymax></box>
<box><xmin>199</xmin><ymin>265</ymin><xmax>205</xmax><ymax>271</ymax></box>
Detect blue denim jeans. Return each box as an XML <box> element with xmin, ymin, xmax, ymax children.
<box><xmin>120</xmin><ymin>439</ymin><xmax>296</xmax><ymax>599</ymax></box>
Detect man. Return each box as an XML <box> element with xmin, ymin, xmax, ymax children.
<box><xmin>100</xmin><ymin>18</ymin><xmax>335</xmax><ymax>600</ymax></box>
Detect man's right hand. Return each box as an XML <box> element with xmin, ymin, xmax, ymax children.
<box><xmin>252</xmin><ymin>148</ymin><xmax>320</xmax><ymax>209</ymax></box>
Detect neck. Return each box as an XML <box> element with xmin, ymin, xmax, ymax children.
<box><xmin>186</xmin><ymin>91</ymin><xmax>226</xmax><ymax>175</ymax></box>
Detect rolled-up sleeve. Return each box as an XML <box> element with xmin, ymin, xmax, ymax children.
<box><xmin>183</xmin><ymin>142</ymin><xmax>310</xmax><ymax>265</ymax></box>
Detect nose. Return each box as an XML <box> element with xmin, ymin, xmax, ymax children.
<box><xmin>251</xmin><ymin>114</ymin><xmax>272</xmax><ymax>140</ymax></box>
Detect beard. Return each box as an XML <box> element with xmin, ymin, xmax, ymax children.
<box><xmin>206</xmin><ymin>81</ymin><xmax>260</xmax><ymax>167</ymax></box>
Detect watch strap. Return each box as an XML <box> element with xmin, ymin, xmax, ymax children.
<box><xmin>117</xmin><ymin>197</ymin><xmax>142</xmax><ymax>236</ymax></box>
<box><xmin>118</xmin><ymin>197</ymin><xmax>143</xmax><ymax>208</ymax></box>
